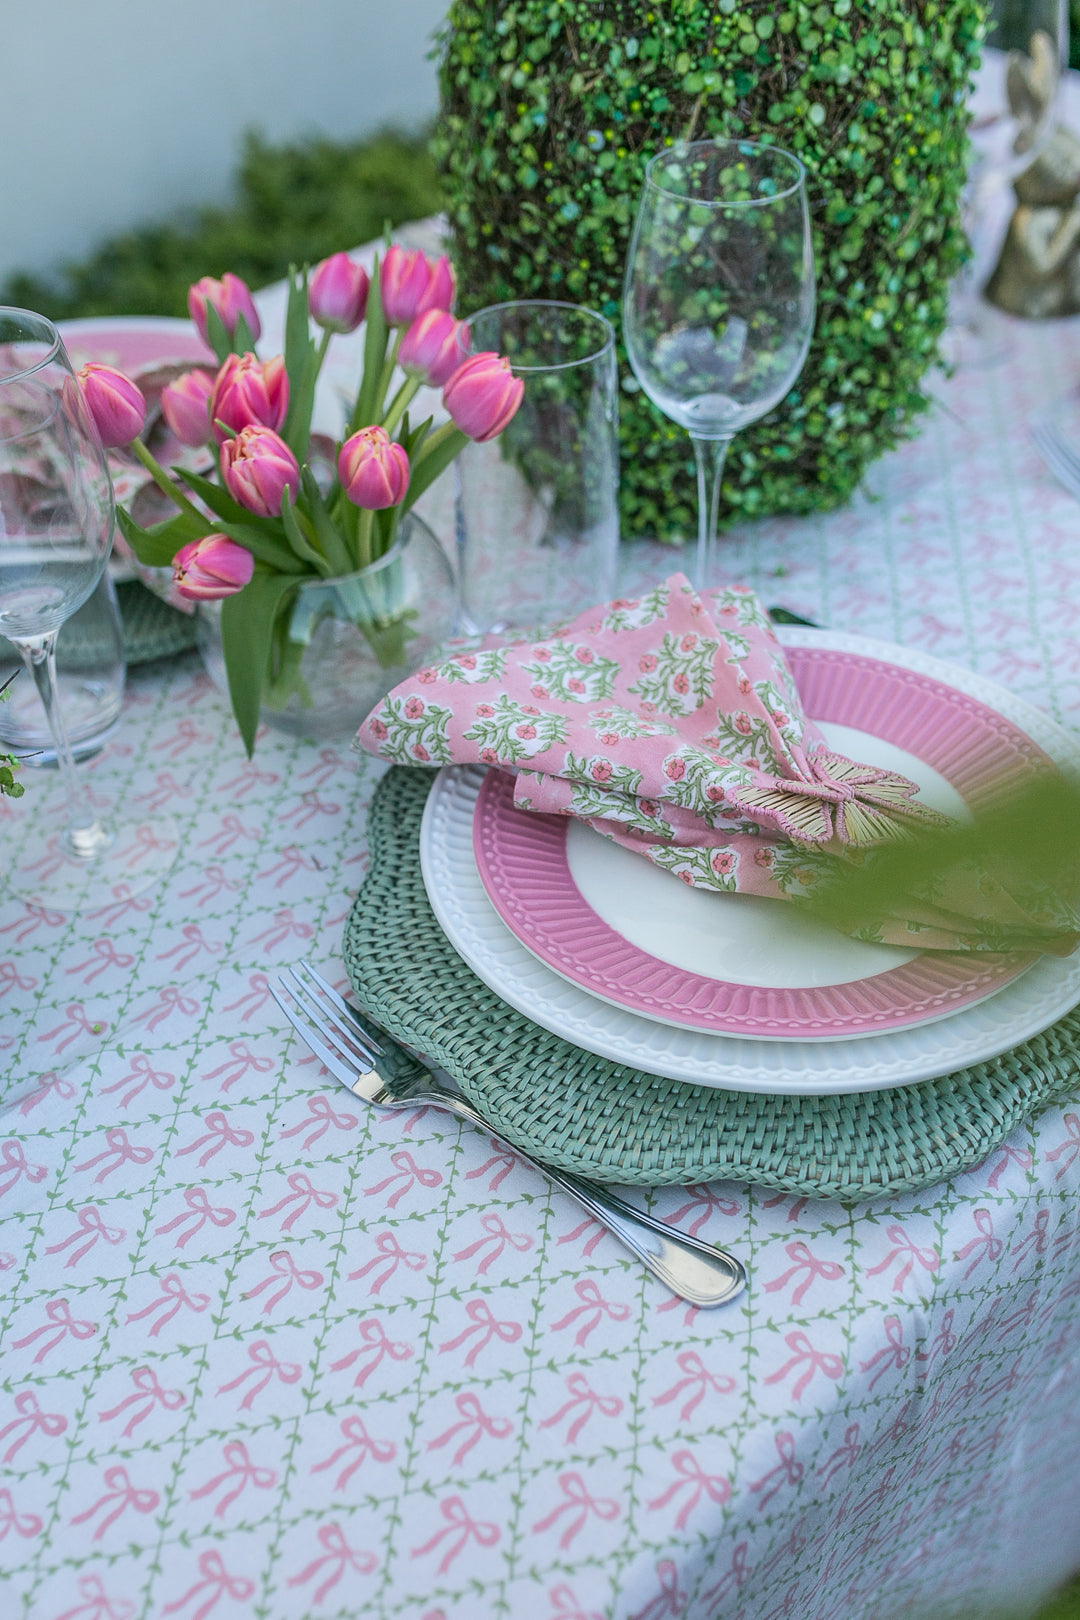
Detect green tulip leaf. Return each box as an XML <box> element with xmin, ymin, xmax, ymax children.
<box><xmin>203</xmin><ymin>301</ymin><xmax>234</xmax><ymax>364</ymax></box>
<box><xmin>353</xmin><ymin>253</ymin><xmax>387</xmax><ymax>431</ymax></box>
<box><xmin>220</xmin><ymin>570</ymin><xmax>301</xmax><ymax>756</ymax></box>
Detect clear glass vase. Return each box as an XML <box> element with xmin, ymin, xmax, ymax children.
<box><xmin>195</xmin><ymin>512</ymin><xmax>457</xmax><ymax>742</ymax></box>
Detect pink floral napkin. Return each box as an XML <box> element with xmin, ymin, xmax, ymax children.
<box><xmin>356</xmin><ymin>574</ymin><xmax>1074</xmax><ymax>954</ymax></box>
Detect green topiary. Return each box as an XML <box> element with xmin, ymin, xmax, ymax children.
<box><xmin>436</xmin><ymin>0</ymin><xmax>985</xmax><ymax>541</ymax></box>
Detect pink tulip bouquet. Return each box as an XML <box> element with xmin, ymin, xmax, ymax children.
<box><xmin>87</xmin><ymin>249</ymin><xmax>523</xmax><ymax>754</ymax></box>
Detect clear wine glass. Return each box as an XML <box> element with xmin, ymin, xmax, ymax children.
<box><xmin>623</xmin><ymin>139</ymin><xmax>815</xmax><ymax>588</ymax></box>
<box><xmin>0</xmin><ymin>308</ymin><xmax>174</xmax><ymax>908</ymax></box>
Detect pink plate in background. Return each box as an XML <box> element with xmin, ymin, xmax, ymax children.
<box><xmin>472</xmin><ymin>644</ymin><xmax>1056</xmax><ymax>1040</ymax></box>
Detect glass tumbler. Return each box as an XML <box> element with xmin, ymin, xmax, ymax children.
<box><xmin>456</xmin><ymin>301</ymin><xmax>619</xmax><ymax>633</ymax></box>
<box><xmin>0</xmin><ymin>569</ymin><xmax>125</xmax><ymax>762</ymax></box>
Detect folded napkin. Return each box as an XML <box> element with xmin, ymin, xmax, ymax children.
<box><xmin>356</xmin><ymin>574</ymin><xmax>1079</xmax><ymax>955</ymax></box>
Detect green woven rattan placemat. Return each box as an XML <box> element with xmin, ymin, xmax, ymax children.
<box><xmin>116</xmin><ymin>581</ymin><xmax>198</xmax><ymax>664</ymax></box>
<box><xmin>343</xmin><ymin>768</ymin><xmax>1080</xmax><ymax>1197</ymax></box>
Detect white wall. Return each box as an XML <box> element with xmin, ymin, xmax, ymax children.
<box><xmin>1</xmin><ymin>0</ymin><xmax>447</xmax><ymax>284</ymax></box>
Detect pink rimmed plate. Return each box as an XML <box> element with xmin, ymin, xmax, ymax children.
<box><xmin>469</xmin><ymin>639</ymin><xmax>1060</xmax><ymax>1042</ymax></box>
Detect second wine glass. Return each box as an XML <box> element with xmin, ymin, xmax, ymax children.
<box><xmin>623</xmin><ymin>139</ymin><xmax>815</xmax><ymax>587</ymax></box>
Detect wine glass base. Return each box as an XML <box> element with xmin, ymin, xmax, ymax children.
<box><xmin>4</xmin><ymin>807</ymin><xmax>179</xmax><ymax>913</ymax></box>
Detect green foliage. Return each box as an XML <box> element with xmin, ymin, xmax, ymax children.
<box><xmin>436</xmin><ymin>0</ymin><xmax>985</xmax><ymax>539</ymax></box>
<box><xmin>1</xmin><ymin>129</ymin><xmax>443</xmax><ymax>323</ymax></box>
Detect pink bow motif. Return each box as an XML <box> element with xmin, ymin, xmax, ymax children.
<box><xmin>0</xmin><ymin>1485</ymin><xmax>42</xmax><ymax>1542</ymax></box>
<box><xmin>189</xmin><ymin>1440</ymin><xmax>277</xmax><ymax>1517</ymax></box>
<box><xmin>996</xmin><ymin>1286</ymin><xmax>1040</xmax><ymax>1340</ymax></box>
<box><xmin>280</xmin><ymin>790</ymin><xmax>341</xmax><ymax>828</ymax></box>
<box><xmin>133</xmin><ymin>768</ymin><xmax>193</xmax><ymax>813</ymax></box>
<box><xmin>118</xmin><ymin>820</ymin><xmax>178</xmax><ymax>870</ymax></box>
<box><xmin>347</xmin><ymin>1230</ymin><xmax>427</xmax><ymax>1295</ymax></box>
<box><xmin>984</xmin><ymin>1142</ymin><xmax>1033</xmax><ymax>1190</ymax></box>
<box><xmin>1011</xmin><ymin>1207</ymin><xmax>1051</xmax><ymax>1270</ymax></box>
<box><xmin>463</xmin><ymin>1137</ymin><xmax>523</xmax><ymax>1191</ymax></box>
<box><xmin>155</xmin><ymin>1187</ymin><xmax>236</xmax><ymax>1250</ymax></box>
<box><xmin>286</xmin><ymin>1523</ymin><xmax>377</xmax><ymax>1605</ymax></box>
<box><xmin>748</xmin><ymin>1430</ymin><xmax>803</xmax><ymax>1510</ymax></box>
<box><xmin>817</xmin><ymin>1422</ymin><xmax>861</xmax><ymax>1484</ymax></box>
<box><xmin>125</xmin><ymin>1273</ymin><xmax>210</xmax><ymax>1338</ymax></box>
<box><xmin>201</xmin><ymin>1040</ymin><xmax>274</xmax><ymax>1093</ymax></box>
<box><xmin>85</xmin><ymin>882</ymin><xmax>153</xmax><ymax>926</ymax></box>
<box><xmin>763</xmin><ymin>1329</ymin><xmax>845</xmax><ymax>1401</ymax></box>
<box><xmin>161</xmin><ymin>1549</ymin><xmax>255</xmax><ymax>1620</ymax></box>
<box><xmin>411</xmin><ymin>1496</ymin><xmax>501</xmax><ymax>1573</ymax></box>
<box><xmin>12</xmin><ymin>1298</ymin><xmax>97</xmax><ymax>1364</ymax></box>
<box><xmin>955</xmin><ymin>1208</ymin><xmax>1003</xmax><ymax>1279</ymax></box>
<box><xmin>1045</xmin><ymin>1113</ymin><xmax>1080</xmax><ymax>1181</ymax></box>
<box><xmin>155</xmin><ymin>923</ymin><xmax>223</xmax><ymax>971</ymax></box>
<box><xmin>44</xmin><ymin>1206</ymin><xmax>125</xmax><ymax>1267</ymax></box>
<box><xmin>53</xmin><ymin>1574</ymin><xmax>135</xmax><ymax>1620</ymax></box>
<box><xmin>255</xmin><ymin>844</ymin><xmax>320</xmax><ymax>887</ymax></box>
<box><xmin>280</xmin><ymin>1092</ymin><xmax>359</xmax><ymax>1149</ymax></box>
<box><xmin>151</xmin><ymin>716</ymin><xmax>211</xmax><ymax>760</ymax></box>
<box><xmin>551</xmin><ymin>1279</ymin><xmax>632</xmax><ymax>1347</ymax></box>
<box><xmin>438</xmin><ymin>1298</ymin><xmax>522</xmax><ymax>1368</ymax></box>
<box><xmin>98</xmin><ymin>1365</ymin><xmax>185</xmax><ymax>1436</ymax></box>
<box><xmin>131</xmin><ymin>984</ymin><xmax>198</xmax><ymax>1033</ymax></box>
<box><xmin>296</xmin><ymin>746</ymin><xmax>341</xmax><ymax>787</ymax></box>
<box><xmin>0</xmin><ymin>899</ymin><xmax>65</xmax><ymax>943</ymax></box>
<box><xmin>248</xmin><ymin>905</ymin><xmax>315</xmax><ymax>953</ymax></box>
<box><xmin>0</xmin><ymin>1390</ymin><xmax>67</xmax><ymax>1462</ymax></box>
<box><xmin>452</xmin><ymin>1211</ymin><xmax>533</xmax><ymax>1276</ymax></box>
<box><xmin>548</xmin><ymin>1585</ymin><xmax>606</xmax><ymax>1620</ymax></box>
<box><xmin>628</xmin><ymin>1560</ymin><xmax>687</xmax><ymax>1620</ymax></box>
<box><xmin>763</xmin><ymin>1239</ymin><xmax>845</xmax><ymax>1305</ymax></box>
<box><xmin>329</xmin><ymin>1317</ymin><xmax>414</xmax><ymax>1389</ymax></box>
<box><xmin>177</xmin><ymin>864</ymin><xmax>244</xmax><ymax>907</ymax></box>
<box><xmin>652</xmin><ymin>1350</ymin><xmax>736</xmax><ymax>1423</ymax></box>
<box><xmin>64</xmin><ymin>937</ymin><xmax>135</xmax><ymax>984</ymax></box>
<box><xmin>363</xmin><ymin>1148</ymin><xmax>443</xmax><ymax>1209</ymax></box>
<box><xmin>69</xmin><ymin>1465</ymin><xmax>158</xmax><ymax>1540</ymax></box>
<box><xmin>0</xmin><ymin>1139</ymin><xmax>47</xmax><ymax>1198</ymax></box>
<box><xmin>243</xmin><ymin>1249</ymin><xmax>323</xmax><ymax>1314</ymax></box>
<box><xmin>0</xmin><ymin>959</ymin><xmax>36</xmax><ymax>998</ymax></box>
<box><xmin>864</xmin><ymin>1223</ymin><xmax>940</xmax><ymax>1292</ymax></box>
<box><xmin>311</xmin><ymin>1415</ymin><xmax>396</xmax><ymax>1489</ymax></box>
<box><xmin>175</xmin><ymin>1110</ymin><xmax>255</xmax><ymax>1167</ymax></box>
<box><xmin>217</xmin><ymin>1339</ymin><xmax>302</xmax><ymax>1409</ymax></box>
<box><xmin>916</xmin><ymin>1307</ymin><xmax>958</xmax><ymax>1372</ymax></box>
<box><xmin>15</xmin><ymin>1069</ymin><xmax>75</xmax><ymax>1117</ymax></box>
<box><xmin>427</xmin><ymin>1392</ymin><xmax>514</xmax><ymax>1466</ymax></box>
<box><xmin>197</xmin><ymin>813</ymin><xmax>261</xmax><ymax>858</ymax></box>
<box><xmin>556</xmin><ymin>1213</ymin><xmax>610</xmax><ymax>1257</ymax></box>
<box><xmin>99</xmin><ymin>1051</ymin><xmax>176</xmax><ymax>1108</ymax></box>
<box><xmin>647</xmin><ymin>1450</ymin><xmax>731</xmax><ymax>1531</ymax></box>
<box><xmin>701</xmin><ymin>1541</ymin><xmax>750</xmax><ymax>1610</ymax></box>
<box><xmin>532</xmin><ymin>1472</ymin><xmax>619</xmax><ymax>1550</ymax></box>
<box><xmin>859</xmin><ymin>1315</ymin><xmax>910</xmax><ymax>1390</ymax></box>
<box><xmin>539</xmin><ymin>1372</ymin><xmax>623</xmax><ymax>1445</ymax></box>
<box><xmin>221</xmin><ymin>971</ymin><xmax>273</xmax><ymax>1022</ymax></box>
<box><xmin>73</xmin><ymin>1127</ymin><xmax>153</xmax><ymax>1184</ymax></box>
<box><xmin>218</xmin><ymin>761</ymin><xmax>279</xmax><ymax>797</ymax></box>
<box><xmin>663</xmin><ymin>1184</ymin><xmax>740</xmax><ymax>1236</ymax></box>
<box><xmin>258</xmin><ymin>1171</ymin><xmax>338</xmax><ymax>1232</ymax></box>
<box><xmin>37</xmin><ymin>1002</ymin><xmax>106</xmax><ymax>1054</ymax></box>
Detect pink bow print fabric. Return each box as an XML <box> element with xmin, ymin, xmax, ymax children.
<box><xmin>356</xmin><ymin>575</ymin><xmax>951</xmax><ymax>904</ymax></box>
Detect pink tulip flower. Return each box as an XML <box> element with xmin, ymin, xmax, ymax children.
<box><xmin>160</xmin><ymin>368</ymin><xmax>214</xmax><ymax>447</ymax></box>
<box><xmin>75</xmin><ymin>363</ymin><xmax>146</xmax><ymax>448</ymax></box>
<box><xmin>209</xmin><ymin>352</ymin><xmax>288</xmax><ymax>443</ymax></box>
<box><xmin>338</xmin><ymin>426</ymin><xmax>410</xmax><ymax>509</ymax></box>
<box><xmin>443</xmin><ymin>352</ymin><xmax>524</xmax><ymax>442</ymax></box>
<box><xmin>380</xmin><ymin>247</ymin><xmax>457</xmax><ymax>327</ymax></box>
<box><xmin>309</xmin><ymin>253</ymin><xmax>370</xmax><ymax>333</ymax></box>
<box><xmin>188</xmin><ymin>272</ymin><xmax>262</xmax><ymax>346</ymax></box>
<box><xmin>221</xmin><ymin>425</ymin><xmax>300</xmax><ymax>517</ymax></box>
<box><xmin>399</xmin><ymin>310</ymin><xmax>468</xmax><ymax>388</ymax></box>
<box><xmin>172</xmin><ymin>534</ymin><xmax>254</xmax><ymax>601</ymax></box>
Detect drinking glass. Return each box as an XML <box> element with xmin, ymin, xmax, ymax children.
<box><xmin>0</xmin><ymin>308</ymin><xmax>173</xmax><ymax>907</ymax></box>
<box><xmin>456</xmin><ymin>301</ymin><xmax>619</xmax><ymax>632</ymax></box>
<box><xmin>0</xmin><ymin>571</ymin><xmax>125</xmax><ymax>761</ymax></box>
<box><xmin>623</xmin><ymin>140</ymin><xmax>815</xmax><ymax>587</ymax></box>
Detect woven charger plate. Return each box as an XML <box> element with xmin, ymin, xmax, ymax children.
<box><xmin>343</xmin><ymin>768</ymin><xmax>1080</xmax><ymax>1197</ymax></box>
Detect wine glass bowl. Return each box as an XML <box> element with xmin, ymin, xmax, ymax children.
<box><xmin>623</xmin><ymin>140</ymin><xmax>815</xmax><ymax>584</ymax></box>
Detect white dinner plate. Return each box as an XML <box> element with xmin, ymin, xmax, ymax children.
<box><xmin>419</xmin><ymin>628</ymin><xmax>1080</xmax><ymax>1095</ymax></box>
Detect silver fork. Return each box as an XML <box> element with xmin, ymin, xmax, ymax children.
<box><xmin>1031</xmin><ymin>415</ymin><xmax>1080</xmax><ymax>500</ymax></box>
<box><xmin>271</xmin><ymin>961</ymin><xmax>746</xmax><ymax>1308</ymax></box>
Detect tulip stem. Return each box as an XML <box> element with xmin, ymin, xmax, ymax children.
<box><xmin>374</xmin><ymin>332</ymin><xmax>402</xmax><ymax>421</ymax></box>
<box><xmin>356</xmin><ymin>510</ymin><xmax>375</xmax><ymax>570</ymax></box>
<box><xmin>130</xmin><ymin>438</ymin><xmax>206</xmax><ymax>525</ymax></box>
<box><xmin>382</xmin><ymin>374</ymin><xmax>421</xmax><ymax>437</ymax></box>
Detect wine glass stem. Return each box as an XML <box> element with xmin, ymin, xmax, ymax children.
<box><xmin>690</xmin><ymin>432</ymin><xmax>733</xmax><ymax>591</ymax></box>
<box><xmin>21</xmin><ymin>634</ymin><xmax>110</xmax><ymax>860</ymax></box>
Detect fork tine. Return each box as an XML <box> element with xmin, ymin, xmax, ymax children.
<box><xmin>269</xmin><ymin>982</ymin><xmax>363</xmax><ymax>1090</ymax></box>
<box><xmin>282</xmin><ymin>964</ymin><xmax>380</xmax><ymax>1073</ymax></box>
<box><xmin>296</xmin><ymin>960</ymin><xmax>384</xmax><ymax>1055</ymax></box>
